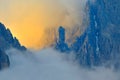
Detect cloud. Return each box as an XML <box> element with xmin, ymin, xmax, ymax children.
<box><xmin>0</xmin><ymin>0</ymin><xmax>88</xmax><ymax>49</ymax></box>
<box><xmin>0</xmin><ymin>48</ymin><xmax>119</xmax><ymax>80</ymax></box>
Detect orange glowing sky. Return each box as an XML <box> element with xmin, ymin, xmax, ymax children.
<box><xmin>0</xmin><ymin>0</ymin><xmax>87</xmax><ymax>49</ymax></box>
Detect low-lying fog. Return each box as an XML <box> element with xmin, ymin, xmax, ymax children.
<box><xmin>0</xmin><ymin>48</ymin><xmax>119</xmax><ymax>80</ymax></box>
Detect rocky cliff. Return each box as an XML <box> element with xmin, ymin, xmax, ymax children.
<box><xmin>0</xmin><ymin>22</ymin><xmax>26</xmax><ymax>70</ymax></box>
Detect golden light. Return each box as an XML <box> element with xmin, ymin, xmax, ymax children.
<box><xmin>0</xmin><ymin>0</ymin><xmax>85</xmax><ymax>49</ymax></box>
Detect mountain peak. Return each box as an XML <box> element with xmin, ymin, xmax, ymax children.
<box><xmin>55</xmin><ymin>26</ymin><xmax>69</xmax><ymax>52</ymax></box>
<box><xmin>0</xmin><ymin>22</ymin><xmax>26</xmax><ymax>70</ymax></box>
<box><xmin>0</xmin><ymin>22</ymin><xmax>26</xmax><ymax>51</ymax></box>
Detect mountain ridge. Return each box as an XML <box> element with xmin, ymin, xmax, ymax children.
<box><xmin>0</xmin><ymin>22</ymin><xmax>26</xmax><ymax>51</ymax></box>
<box><xmin>56</xmin><ymin>0</ymin><xmax>120</xmax><ymax>69</ymax></box>
<box><xmin>0</xmin><ymin>22</ymin><xmax>26</xmax><ymax>70</ymax></box>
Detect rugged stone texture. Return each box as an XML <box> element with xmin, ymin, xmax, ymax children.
<box><xmin>55</xmin><ymin>26</ymin><xmax>69</xmax><ymax>52</ymax></box>
<box><xmin>55</xmin><ymin>0</ymin><xmax>120</xmax><ymax>69</ymax></box>
<box><xmin>0</xmin><ymin>49</ymin><xmax>10</xmax><ymax>70</ymax></box>
<box><xmin>0</xmin><ymin>22</ymin><xmax>26</xmax><ymax>51</ymax></box>
<box><xmin>0</xmin><ymin>22</ymin><xmax>26</xmax><ymax>70</ymax></box>
<box><xmin>72</xmin><ymin>0</ymin><xmax>120</xmax><ymax>67</ymax></box>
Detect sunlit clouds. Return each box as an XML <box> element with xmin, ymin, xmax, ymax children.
<box><xmin>0</xmin><ymin>0</ymin><xmax>87</xmax><ymax>49</ymax></box>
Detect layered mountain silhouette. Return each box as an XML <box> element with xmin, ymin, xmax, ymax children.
<box><xmin>0</xmin><ymin>0</ymin><xmax>119</xmax><ymax>70</ymax></box>
<box><xmin>0</xmin><ymin>22</ymin><xmax>26</xmax><ymax>69</ymax></box>
<box><xmin>56</xmin><ymin>0</ymin><xmax>120</xmax><ymax>69</ymax></box>
<box><xmin>0</xmin><ymin>23</ymin><xmax>26</xmax><ymax>51</ymax></box>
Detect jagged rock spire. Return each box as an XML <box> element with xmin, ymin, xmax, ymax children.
<box><xmin>55</xmin><ymin>26</ymin><xmax>69</xmax><ymax>52</ymax></box>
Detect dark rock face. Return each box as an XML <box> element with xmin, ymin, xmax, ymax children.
<box><xmin>0</xmin><ymin>23</ymin><xmax>26</xmax><ymax>51</ymax></box>
<box><xmin>55</xmin><ymin>0</ymin><xmax>120</xmax><ymax>69</ymax></box>
<box><xmin>72</xmin><ymin>0</ymin><xmax>120</xmax><ymax>67</ymax></box>
<box><xmin>0</xmin><ymin>50</ymin><xmax>10</xmax><ymax>70</ymax></box>
<box><xmin>55</xmin><ymin>26</ymin><xmax>69</xmax><ymax>52</ymax></box>
<box><xmin>0</xmin><ymin>22</ymin><xmax>26</xmax><ymax>70</ymax></box>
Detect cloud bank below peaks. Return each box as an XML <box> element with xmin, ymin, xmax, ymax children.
<box><xmin>0</xmin><ymin>48</ymin><xmax>119</xmax><ymax>80</ymax></box>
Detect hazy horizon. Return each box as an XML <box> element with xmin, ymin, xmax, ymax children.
<box><xmin>0</xmin><ymin>0</ymin><xmax>87</xmax><ymax>49</ymax></box>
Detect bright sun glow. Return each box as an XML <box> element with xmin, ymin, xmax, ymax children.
<box><xmin>0</xmin><ymin>0</ymin><xmax>86</xmax><ymax>49</ymax></box>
